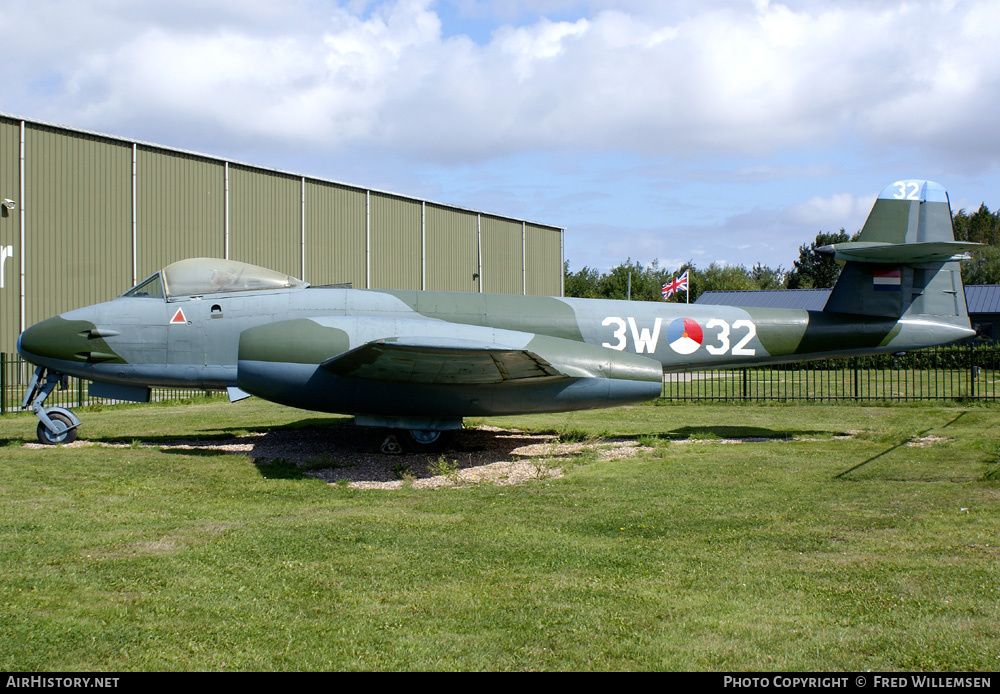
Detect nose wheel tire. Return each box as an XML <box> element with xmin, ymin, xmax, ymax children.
<box><xmin>36</xmin><ymin>411</ymin><xmax>78</xmax><ymax>445</ymax></box>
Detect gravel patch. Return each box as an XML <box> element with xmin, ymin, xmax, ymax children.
<box><xmin>24</xmin><ymin>425</ymin><xmax>580</xmax><ymax>489</ymax></box>
<box><xmin>20</xmin><ymin>425</ymin><xmax>824</xmax><ymax>489</ymax></box>
<box><xmin>670</xmin><ymin>436</ymin><xmax>787</xmax><ymax>444</ymax></box>
<box><xmin>907</xmin><ymin>435</ymin><xmax>949</xmax><ymax>447</ymax></box>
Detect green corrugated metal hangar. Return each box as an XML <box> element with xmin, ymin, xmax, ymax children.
<box><xmin>0</xmin><ymin>113</ymin><xmax>565</xmax><ymax>356</ymax></box>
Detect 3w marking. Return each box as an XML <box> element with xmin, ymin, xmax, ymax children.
<box><xmin>601</xmin><ymin>317</ymin><xmax>662</xmax><ymax>353</ymax></box>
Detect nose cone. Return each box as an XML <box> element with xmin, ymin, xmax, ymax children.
<box><xmin>17</xmin><ymin>315</ymin><xmax>124</xmax><ymax>366</ymax></box>
<box><xmin>18</xmin><ymin>316</ymin><xmax>71</xmax><ymax>362</ymax></box>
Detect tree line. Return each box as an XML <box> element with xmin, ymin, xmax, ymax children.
<box><xmin>565</xmin><ymin>204</ymin><xmax>1000</xmax><ymax>301</ymax></box>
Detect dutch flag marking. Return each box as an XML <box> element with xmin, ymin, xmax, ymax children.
<box><xmin>873</xmin><ymin>268</ymin><xmax>901</xmax><ymax>292</ymax></box>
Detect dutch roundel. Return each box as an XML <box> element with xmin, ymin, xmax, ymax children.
<box><xmin>667</xmin><ymin>317</ymin><xmax>703</xmax><ymax>355</ymax></box>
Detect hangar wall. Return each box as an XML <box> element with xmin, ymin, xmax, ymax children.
<box><xmin>0</xmin><ymin>114</ymin><xmax>565</xmax><ymax>356</ymax></box>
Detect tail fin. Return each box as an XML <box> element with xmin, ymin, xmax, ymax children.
<box><xmin>820</xmin><ymin>180</ymin><xmax>977</xmax><ymax>322</ymax></box>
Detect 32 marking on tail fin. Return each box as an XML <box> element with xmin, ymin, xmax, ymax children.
<box><xmin>891</xmin><ymin>181</ymin><xmax>922</xmax><ymax>200</ymax></box>
<box><xmin>880</xmin><ymin>179</ymin><xmax>949</xmax><ymax>203</ymax></box>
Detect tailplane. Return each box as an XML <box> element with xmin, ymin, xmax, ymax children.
<box><xmin>820</xmin><ymin>180</ymin><xmax>978</xmax><ymax>324</ymax></box>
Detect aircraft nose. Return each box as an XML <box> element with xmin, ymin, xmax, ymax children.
<box><xmin>17</xmin><ymin>314</ymin><xmax>123</xmax><ymax>366</ymax></box>
<box><xmin>18</xmin><ymin>316</ymin><xmax>78</xmax><ymax>363</ymax></box>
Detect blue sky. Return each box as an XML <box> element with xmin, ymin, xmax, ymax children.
<box><xmin>3</xmin><ymin>0</ymin><xmax>1000</xmax><ymax>275</ymax></box>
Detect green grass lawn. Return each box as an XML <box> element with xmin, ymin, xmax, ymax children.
<box><xmin>0</xmin><ymin>399</ymin><xmax>997</xmax><ymax>671</ymax></box>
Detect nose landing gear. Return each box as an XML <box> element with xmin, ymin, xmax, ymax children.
<box><xmin>22</xmin><ymin>366</ymin><xmax>81</xmax><ymax>445</ymax></box>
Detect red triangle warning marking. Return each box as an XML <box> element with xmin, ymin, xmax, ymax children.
<box><xmin>170</xmin><ymin>308</ymin><xmax>187</xmax><ymax>324</ymax></box>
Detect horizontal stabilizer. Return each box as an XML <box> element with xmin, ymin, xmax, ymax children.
<box><xmin>320</xmin><ymin>337</ymin><xmax>564</xmax><ymax>384</ymax></box>
<box><xmin>817</xmin><ymin>240</ymin><xmax>979</xmax><ymax>264</ymax></box>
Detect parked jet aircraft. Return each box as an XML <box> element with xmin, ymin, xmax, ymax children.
<box><xmin>17</xmin><ymin>180</ymin><xmax>978</xmax><ymax>449</ymax></box>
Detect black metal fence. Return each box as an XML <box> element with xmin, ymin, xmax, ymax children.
<box><xmin>1</xmin><ymin>353</ymin><xmax>222</xmax><ymax>415</ymax></box>
<box><xmin>663</xmin><ymin>341</ymin><xmax>1000</xmax><ymax>401</ymax></box>
<box><xmin>3</xmin><ymin>343</ymin><xmax>999</xmax><ymax>414</ymax></box>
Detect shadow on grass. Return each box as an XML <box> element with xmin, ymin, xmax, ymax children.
<box><xmin>74</xmin><ymin>415</ymin><xmax>356</xmax><ymax>446</ymax></box>
<box><xmin>646</xmin><ymin>425</ymin><xmax>840</xmax><ymax>441</ymax></box>
<box><xmin>254</xmin><ymin>458</ymin><xmax>308</xmax><ymax>480</ymax></box>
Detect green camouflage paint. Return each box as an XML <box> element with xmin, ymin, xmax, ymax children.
<box><xmin>238</xmin><ymin>319</ymin><xmax>350</xmax><ymax>364</ymax></box>
<box><xmin>18</xmin><ymin>316</ymin><xmax>125</xmax><ymax>364</ymax></box>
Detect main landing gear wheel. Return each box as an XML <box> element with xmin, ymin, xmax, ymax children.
<box><xmin>380</xmin><ymin>434</ymin><xmax>405</xmax><ymax>455</ymax></box>
<box><xmin>403</xmin><ymin>429</ymin><xmax>455</xmax><ymax>453</ymax></box>
<box><xmin>36</xmin><ymin>411</ymin><xmax>78</xmax><ymax>445</ymax></box>
<box><xmin>378</xmin><ymin>429</ymin><xmax>456</xmax><ymax>454</ymax></box>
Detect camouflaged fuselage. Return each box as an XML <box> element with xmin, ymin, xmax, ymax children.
<box><xmin>18</xmin><ymin>283</ymin><xmax>972</xmax><ymax>387</ymax></box>
<box><xmin>16</xmin><ymin>180</ymin><xmax>979</xmax><ymax>423</ymax></box>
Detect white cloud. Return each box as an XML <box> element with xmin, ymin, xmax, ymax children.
<box><xmin>787</xmin><ymin>192</ymin><xmax>874</xmax><ymax>232</ymax></box>
<box><xmin>4</xmin><ymin>0</ymin><xmax>1000</xmax><ymax>168</ymax></box>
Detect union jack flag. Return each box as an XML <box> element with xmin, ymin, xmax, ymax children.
<box><xmin>662</xmin><ymin>270</ymin><xmax>689</xmax><ymax>299</ymax></box>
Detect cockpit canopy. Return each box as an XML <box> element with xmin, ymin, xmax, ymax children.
<box><xmin>123</xmin><ymin>258</ymin><xmax>307</xmax><ymax>299</ymax></box>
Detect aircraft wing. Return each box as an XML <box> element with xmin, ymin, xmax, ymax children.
<box><xmin>236</xmin><ymin>317</ymin><xmax>665</xmax><ymax>417</ymax></box>
<box><xmin>320</xmin><ymin>337</ymin><xmax>564</xmax><ymax>384</ymax></box>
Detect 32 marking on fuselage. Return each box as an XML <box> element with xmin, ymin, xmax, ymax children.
<box><xmin>602</xmin><ymin>316</ymin><xmax>756</xmax><ymax>356</ymax></box>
